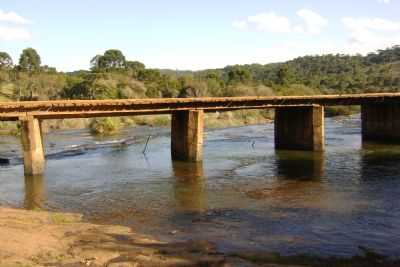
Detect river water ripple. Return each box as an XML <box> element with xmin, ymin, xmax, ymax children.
<box><xmin>1</xmin><ymin>115</ymin><xmax>400</xmax><ymax>257</ymax></box>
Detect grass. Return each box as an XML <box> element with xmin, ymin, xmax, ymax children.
<box><xmin>50</xmin><ymin>213</ymin><xmax>78</xmax><ymax>224</ymax></box>
<box><xmin>0</xmin><ymin>121</ymin><xmax>19</xmax><ymax>135</ymax></box>
<box><xmin>0</xmin><ymin>95</ymin><xmax>10</xmax><ymax>101</ymax></box>
<box><xmin>88</xmin><ymin>115</ymin><xmax>171</xmax><ymax>135</ymax></box>
<box><xmin>132</xmin><ymin>114</ymin><xmax>170</xmax><ymax>127</ymax></box>
<box><xmin>206</xmin><ymin>110</ymin><xmax>273</xmax><ymax>128</ymax></box>
<box><xmin>82</xmin><ymin>110</ymin><xmax>272</xmax><ymax>136</ymax></box>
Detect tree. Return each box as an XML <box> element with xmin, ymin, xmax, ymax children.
<box><xmin>19</xmin><ymin>48</ymin><xmax>41</xmax><ymax>72</ymax></box>
<box><xmin>0</xmin><ymin>52</ymin><xmax>13</xmax><ymax>69</ymax></box>
<box><xmin>178</xmin><ymin>82</ymin><xmax>208</xmax><ymax>98</ymax></box>
<box><xmin>90</xmin><ymin>50</ymin><xmax>126</xmax><ymax>72</ymax></box>
<box><xmin>226</xmin><ymin>66</ymin><xmax>252</xmax><ymax>84</ymax></box>
<box><xmin>126</xmin><ymin>61</ymin><xmax>145</xmax><ymax>71</ymax></box>
<box><xmin>137</xmin><ymin>69</ymin><xmax>161</xmax><ymax>81</ymax></box>
<box><xmin>41</xmin><ymin>65</ymin><xmax>57</xmax><ymax>74</ymax></box>
<box><xmin>126</xmin><ymin>60</ymin><xmax>145</xmax><ymax>77</ymax></box>
<box><xmin>276</xmin><ymin>65</ymin><xmax>294</xmax><ymax>86</ymax></box>
<box><xmin>99</xmin><ymin>49</ymin><xmax>126</xmax><ymax>71</ymax></box>
<box><xmin>90</xmin><ymin>55</ymin><xmax>102</xmax><ymax>71</ymax></box>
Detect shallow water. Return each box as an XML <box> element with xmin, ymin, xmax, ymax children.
<box><xmin>1</xmin><ymin>115</ymin><xmax>400</xmax><ymax>257</ymax></box>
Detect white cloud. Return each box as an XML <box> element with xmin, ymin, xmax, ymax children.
<box><xmin>233</xmin><ymin>12</ymin><xmax>292</xmax><ymax>33</ymax></box>
<box><xmin>342</xmin><ymin>17</ymin><xmax>400</xmax><ymax>32</ymax></box>
<box><xmin>0</xmin><ymin>10</ymin><xmax>32</xmax><ymax>41</ymax></box>
<box><xmin>233</xmin><ymin>9</ymin><xmax>327</xmax><ymax>35</ymax></box>
<box><xmin>233</xmin><ymin>12</ymin><xmax>291</xmax><ymax>33</ymax></box>
<box><xmin>297</xmin><ymin>8</ymin><xmax>328</xmax><ymax>35</ymax></box>
<box><xmin>342</xmin><ymin>17</ymin><xmax>400</xmax><ymax>54</ymax></box>
<box><xmin>377</xmin><ymin>0</ymin><xmax>391</xmax><ymax>4</ymax></box>
<box><xmin>247</xmin><ymin>12</ymin><xmax>292</xmax><ymax>33</ymax></box>
<box><xmin>232</xmin><ymin>20</ymin><xmax>248</xmax><ymax>30</ymax></box>
<box><xmin>0</xmin><ymin>9</ymin><xmax>30</xmax><ymax>24</ymax></box>
<box><xmin>0</xmin><ymin>25</ymin><xmax>31</xmax><ymax>41</ymax></box>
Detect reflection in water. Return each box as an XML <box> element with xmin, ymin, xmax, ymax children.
<box><xmin>245</xmin><ymin>150</ymin><xmax>328</xmax><ymax>209</ymax></box>
<box><xmin>24</xmin><ymin>174</ymin><xmax>46</xmax><ymax>210</ymax></box>
<box><xmin>275</xmin><ymin>150</ymin><xmax>325</xmax><ymax>180</ymax></box>
<box><xmin>361</xmin><ymin>142</ymin><xmax>400</xmax><ymax>179</ymax></box>
<box><xmin>172</xmin><ymin>161</ymin><xmax>206</xmax><ymax>213</ymax></box>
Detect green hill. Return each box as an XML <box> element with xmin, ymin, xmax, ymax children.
<box><xmin>1</xmin><ymin>45</ymin><xmax>399</xmax><ymax>102</ymax></box>
<box><xmin>0</xmin><ymin>45</ymin><xmax>399</xmax><ymax>133</ymax></box>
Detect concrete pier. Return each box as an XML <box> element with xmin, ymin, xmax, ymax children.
<box><xmin>171</xmin><ymin>110</ymin><xmax>204</xmax><ymax>162</ymax></box>
<box><xmin>275</xmin><ymin>105</ymin><xmax>325</xmax><ymax>151</ymax></box>
<box><xmin>20</xmin><ymin>116</ymin><xmax>45</xmax><ymax>175</ymax></box>
<box><xmin>362</xmin><ymin>103</ymin><xmax>400</xmax><ymax>143</ymax></box>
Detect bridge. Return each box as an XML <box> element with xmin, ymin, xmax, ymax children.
<box><xmin>1</xmin><ymin>93</ymin><xmax>400</xmax><ymax>176</ymax></box>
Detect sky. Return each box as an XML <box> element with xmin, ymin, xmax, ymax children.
<box><xmin>0</xmin><ymin>0</ymin><xmax>399</xmax><ymax>72</ymax></box>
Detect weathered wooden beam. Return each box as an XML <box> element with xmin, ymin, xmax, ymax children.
<box><xmin>275</xmin><ymin>105</ymin><xmax>325</xmax><ymax>151</ymax></box>
<box><xmin>171</xmin><ymin>110</ymin><xmax>204</xmax><ymax>162</ymax></box>
<box><xmin>0</xmin><ymin>104</ymin><xmax>326</xmax><ymax>120</ymax></box>
<box><xmin>1</xmin><ymin>93</ymin><xmax>400</xmax><ymax>121</ymax></box>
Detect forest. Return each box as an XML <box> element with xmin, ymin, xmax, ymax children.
<box><xmin>0</xmin><ymin>45</ymin><xmax>399</xmax><ymax>133</ymax></box>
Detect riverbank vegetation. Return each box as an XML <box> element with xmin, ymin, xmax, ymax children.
<box><xmin>0</xmin><ymin>46</ymin><xmax>399</xmax><ymax>134</ymax></box>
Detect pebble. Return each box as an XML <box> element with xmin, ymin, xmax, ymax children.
<box><xmin>169</xmin><ymin>230</ymin><xmax>178</xmax><ymax>235</ymax></box>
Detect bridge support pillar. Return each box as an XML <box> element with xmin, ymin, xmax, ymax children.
<box><xmin>275</xmin><ymin>105</ymin><xmax>325</xmax><ymax>151</ymax></box>
<box><xmin>362</xmin><ymin>103</ymin><xmax>400</xmax><ymax>143</ymax></box>
<box><xmin>20</xmin><ymin>116</ymin><xmax>45</xmax><ymax>176</ymax></box>
<box><xmin>171</xmin><ymin>110</ymin><xmax>204</xmax><ymax>162</ymax></box>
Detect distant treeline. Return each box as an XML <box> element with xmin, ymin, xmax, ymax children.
<box><xmin>0</xmin><ymin>45</ymin><xmax>399</xmax><ymax>103</ymax></box>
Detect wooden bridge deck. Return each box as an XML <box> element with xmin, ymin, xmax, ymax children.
<box><xmin>1</xmin><ymin>93</ymin><xmax>400</xmax><ymax>121</ymax></box>
<box><xmin>4</xmin><ymin>92</ymin><xmax>400</xmax><ymax>176</ymax></box>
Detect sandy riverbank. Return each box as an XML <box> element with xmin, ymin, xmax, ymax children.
<box><xmin>0</xmin><ymin>207</ymin><xmax>300</xmax><ymax>267</ymax></box>
<box><xmin>1</xmin><ymin>207</ymin><xmax>400</xmax><ymax>267</ymax></box>
<box><xmin>0</xmin><ymin>207</ymin><xmax>227</xmax><ymax>266</ymax></box>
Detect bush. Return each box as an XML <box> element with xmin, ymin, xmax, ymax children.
<box><xmin>132</xmin><ymin>115</ymin><xmax>170</xmax><ymax>127</ymax></box>
<box><xmin>89</xmin><ymin>118</ymin><xmax>121</xmax><ymax>135</ymax></box>
<box><xmin>276</xmin><ymin>84</ymin><xmax>318</xmax><ymax>96</ymax></box>
<box><xmin>325</xmin><ymin>106</ymin><xmax>360</xmax><ymax>117</ymax></box>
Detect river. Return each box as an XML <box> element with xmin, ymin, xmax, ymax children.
<box><xmin>1</xmin><ymin>114</ymin><xmax>400</xmax><ymax>258</ymax></box>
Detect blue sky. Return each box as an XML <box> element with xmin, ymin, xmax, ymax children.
<box><xmin>0</xmin><ymin>0</ymin><xmax>399</xmax><ymax>71</ymax></box>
